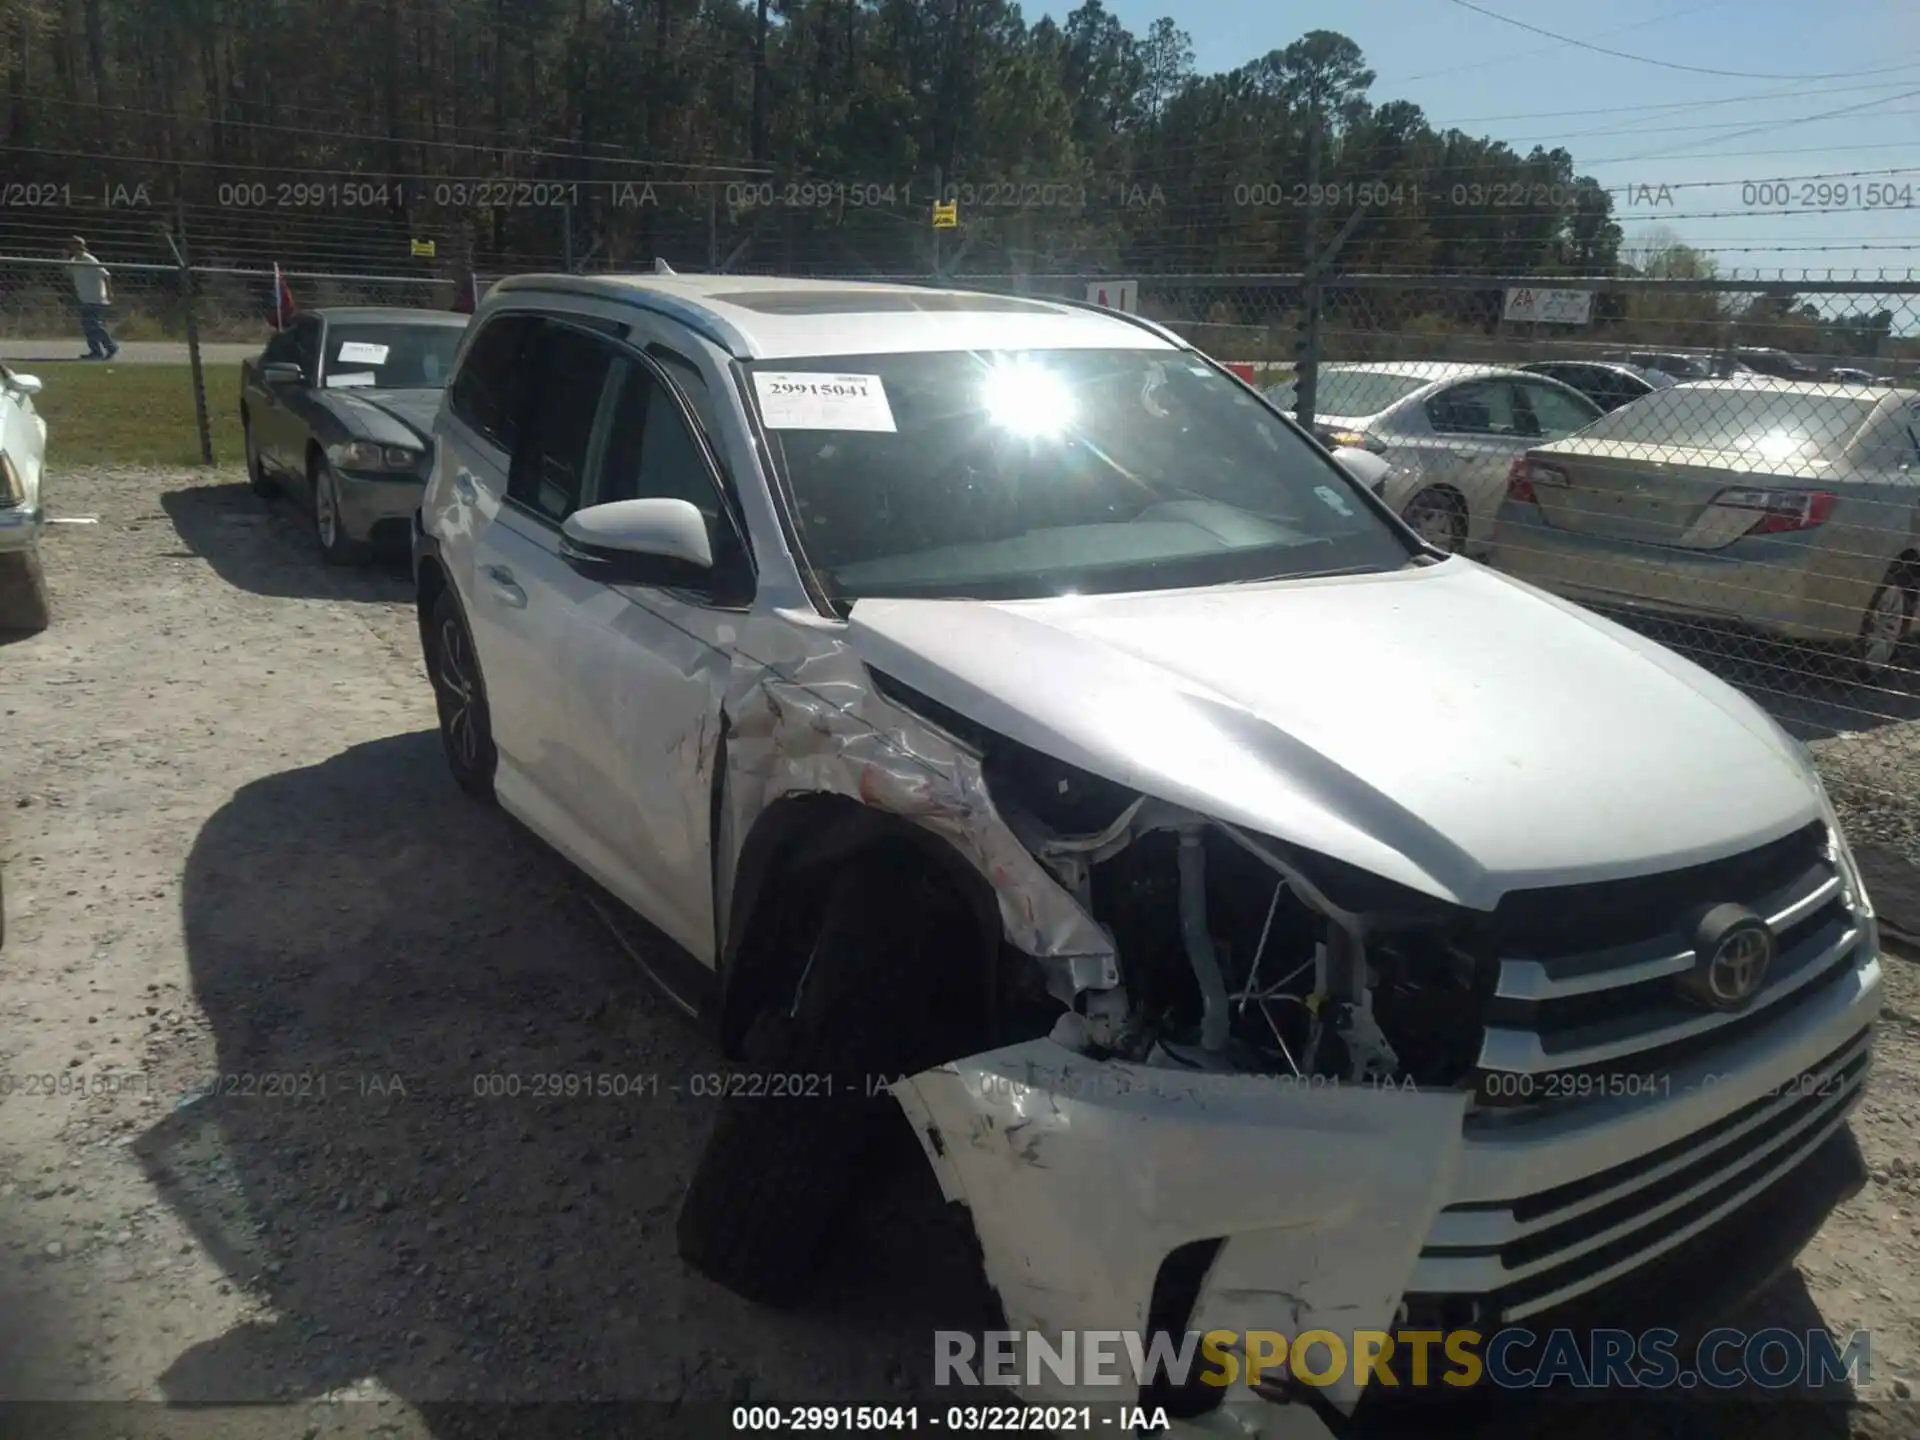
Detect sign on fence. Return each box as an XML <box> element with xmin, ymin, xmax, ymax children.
<box><xmin>931</xmin><ymin>202</ymin><xmax>958</xmax><ymax>229</ymax></box>
<box><xmin>1087</xmin><ymin>279</ymin><xmax>1138</xmax><ymax>312</ymax></box>
<box><xmin>1502</xmin><ymin>286</ymin><xmax>1593</xmax><ymax>325</ymax></box>
<box><xmin>411</xmin><ymin>238</ymin><xmax>437</xmax><ymax>258</ymax></box>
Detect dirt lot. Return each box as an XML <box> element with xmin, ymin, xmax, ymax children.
<box><xmin>2</xmin><ymin>465</ymin><xmax>1919</xmax><ymax>1440</ymax></box>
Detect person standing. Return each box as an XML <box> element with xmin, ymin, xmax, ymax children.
<box><xmin>66</xmin><ymin>237</ymin><xmax>120</xmax><ymax>360</ymax></box>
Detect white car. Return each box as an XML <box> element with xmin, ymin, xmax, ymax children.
<box><xmin>413</xmin><ymin>275</ymin><xmax>1880</xmax><ymax>1433</ymax></box>
<box><xmin>1266</xmin><ymin>361</ymin><xmax>1603</xmax><ymax>554</ymax></box>
<box><xmin>0</xmin><ymin>362</ymin><xmax>49</xmax><ymax>633</ymax></box>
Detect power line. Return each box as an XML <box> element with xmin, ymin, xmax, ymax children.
<box><xmin>1588</xmin><ymin>86</ymin><xmax>1920</xmax><ymax>164</ymax></box>
<box><xmin>1439</xmin><ymin>0</ymin><xmax>1920</xmax><ymax>81</ymax></box>
<box><xmin>1397</xmin><ymin>0</ymin><xmax>1737</xmax><ymax>83</ymax></box>
<box><xmin>1425</xmin><ymin>74</ymin><xmax>1920</xmax><ymax>126</ymax></box>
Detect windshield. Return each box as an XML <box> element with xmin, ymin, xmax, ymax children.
<box><xmin>746</xmin><ymin>349</ymin><xmax>1412</xmax><ymax>603</ymax></box>
<box><xmin>1570</xmin><ymin>387</ymin><xmax>1877</xmax><ymax>462</ymax></box>
<box><xmin>323</xmin><ymin>323</ymin><xmax>466</xmax><ymax>390</ymax></box>
<box><xmin>1265</xmin><ymin>369</ymin><xmax>1429</xmax><ymax>419</ymax></box>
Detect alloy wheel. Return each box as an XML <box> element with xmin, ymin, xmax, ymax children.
<box><xmin>1860</xmin><ymin>580</ymin><xmax>1913</xmax><ymax>675</ymax></box>
<box><xmin>437</xmin><ymin>616</ymin><xmax>478</xmax><ymax>766</ymax></box>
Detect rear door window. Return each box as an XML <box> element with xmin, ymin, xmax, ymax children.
<box><xmin>449</xmin><ymin>313</ymin><xmax>542</xmax><ymax>452</ymax></box>
<box><xmin>505</xmin><ymin>322</ymin><xmax>621</xmax><ymax>524</ymax></box>
<box><xmin>1427</xmin><ymin>380</ymin><xmax>1521</xmax><ymax>437</ymax></box>
<box><xmin>1514</xmin><ymin>380</ymin><xmax>1600</xmax><ymax>440</ymax></box>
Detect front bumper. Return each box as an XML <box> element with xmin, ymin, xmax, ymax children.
<box><xmin>1487</xmin><ymin>501</ymin><xmax>1837</xmax><ymax>641</ymax></box>
<box><xmin>892</xmin><ymin>935</ymin><xmax>1881</xmax><ymax>1435</ymax></box>
<box><xmin>0</xmin><ymin>502</ymin><xmax>43</xmax><ymax>556</ymax></box>
<box><xmin>332</xmin><ymin>469</ymin><xmax>426</xmax><ymax>544</ymax></box>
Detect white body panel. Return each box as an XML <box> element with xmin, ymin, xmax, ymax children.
<box><xmin>418</xmin><ymin>276</ymin><xmax>1880</xmax><ymax>1431</ymax></box>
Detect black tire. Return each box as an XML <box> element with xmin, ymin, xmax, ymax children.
<box><xmin>1853</xmin><ymin>563</ymin><xmax>1916</xmax><ymax>685</ymax></box>
<box><xmin>310</xmin><ymin>455</ymin><xmax>370</xmax><ymax>565</ymax></box>
<box><xmin>0</xmin><ymin>547</ymin><xmax>51</xmax><ymax>634</ymax></box>
<box><xmin>1403</xmin><ymin>486</ymin><xmax>1467</xmax><ymax>554</ymax></box>
<box><xmin>243</xmin><ymin>416</ymin><xmax>276</xmax><ymax>498</ymax></box>
<box><xmin>676</xmin><ymin>854</ymin><xmax>976</xmax><ymax>1307</ymax></box>
<box><xmin>424</xmin><ymin>585</ymin><xmax>497</xmax><ymax>802</ymax></box>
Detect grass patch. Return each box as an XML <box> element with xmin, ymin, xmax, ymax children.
<box><xmin>27</xmin><ymin>363</ymin><xmax>244</xmax><ymax>467</ymax></box>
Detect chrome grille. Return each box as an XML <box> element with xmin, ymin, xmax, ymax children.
<box><xmin>1412</xmin><ymin>1028</ymin><xmax>1872</xmax><ymax>1324</ymax></box>
<box><xmin>1473</xmin><ymin>821</ymin><xmax>1860</xmax><ymax>1097</ymax></box>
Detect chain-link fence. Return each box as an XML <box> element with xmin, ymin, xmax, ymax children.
<box><xmin>5</xmin><ymin>253</ymin><xmax>1917</xmax><ymax>872</ymax></box>
<box><xmin>0</xmin><ymin>255</ymin><xmax>468</xmax><ymax>342</ymax></box>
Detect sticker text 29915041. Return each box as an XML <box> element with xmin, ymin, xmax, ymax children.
<box><xmin>752</xmin><ymin>371</ymin><xmax>898</xmax><ymax>432</ymax></box>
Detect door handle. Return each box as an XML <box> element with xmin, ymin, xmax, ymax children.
<box><xmin>453</xmin><ymin>471</ymin><xmax>478</xmax><ymax>503</ymax></box>
<box><xmin>482</xmin><ymin>565</ymin><xmax>526</xmax><ymax>609</ymax></box>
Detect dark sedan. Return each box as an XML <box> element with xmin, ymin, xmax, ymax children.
<box><xmin>1518</xmin><ymin>359</ymin><xmax>1677</xmax><ymax>413</ymax></box>
<box><xmin>240</xmin><ymin>307</ymin><xmax>469</xmax><ymax>563</ymax></box>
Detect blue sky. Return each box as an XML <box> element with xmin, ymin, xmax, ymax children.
<box><xmin>1032</xmin><ymin>0</ymin><xmax>1920</xmax><ymax>276</ymax></box>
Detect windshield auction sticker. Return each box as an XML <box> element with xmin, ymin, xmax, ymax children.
<box><xmin>753</xmin><ymin>372</ymin><xmax>897</xmax><ymax>432</ymax></box>
<box><xmin>336</xmin><ymin>341</ymin><xmax>390</xmax><ymax>364</ymax></box>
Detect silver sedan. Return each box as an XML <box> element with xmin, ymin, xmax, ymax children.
<box><xmin>1491</xmin><ymin>377</ymin><xmax>1920</xmax><ymax>680</ymax></box>
<box><xmin>1266</xmin><ymin>361</ymin><xmax>1604</xmax><ymax>554</ymax></box>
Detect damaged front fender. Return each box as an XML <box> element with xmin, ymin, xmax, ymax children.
<box><xmin>892</xmin><ymin>1040</ymin><xmax>1469</xmax><ymax>1414</ymax></box>
<box><xmin>719</xmin><ymin>613</ymin><xmax>1118</xmax><ymax>1002</ymax></box>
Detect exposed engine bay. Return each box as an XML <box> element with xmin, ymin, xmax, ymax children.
<box><xmin>978</xmin><ymin>714</ymin><xmax>1490</xmax><ymax>1089</ymax></box>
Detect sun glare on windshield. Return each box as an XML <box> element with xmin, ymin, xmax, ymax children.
<box><xmin>981</xmin><ymin>358</ymin><xmax>1074</xmax><ymax>437</ymax></box>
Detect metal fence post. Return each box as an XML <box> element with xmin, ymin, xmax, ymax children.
<box><xmin>164</xmin><ymin>203</ymin><xmax>214</xmax><ymax>466</ymax></box>
<box><xmin>1295</xmin><ymin>273</ymin><xmax>1320</xmax><ymax>434</ymax></box>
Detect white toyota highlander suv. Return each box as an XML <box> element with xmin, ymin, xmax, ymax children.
<box><xmin>412</xmin><ymin>273</ymin><xmax>1882</xmax><ymax>1433</ymax></box>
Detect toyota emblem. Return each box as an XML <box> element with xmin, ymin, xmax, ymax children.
<box><xmin>1678</xmin><ymin>905</ymin><xmax>1775</xmax><ymax>1011</ymax></box>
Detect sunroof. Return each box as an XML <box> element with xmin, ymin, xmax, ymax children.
<box><xmin>709</xmin><ymin>289</ymin><xmax>1063</xmax><ymax>315</ymax></box>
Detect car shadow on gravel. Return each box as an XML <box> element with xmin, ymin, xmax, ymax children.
<box><xmin>160</xmin><ymin>482</ymin><xmax>413</xmax><ymax>604</ymax></box>
<box><xmin>138</xmin><ymin>730</ymin><xmax>991</xmax><ymax>1425</ymax></box>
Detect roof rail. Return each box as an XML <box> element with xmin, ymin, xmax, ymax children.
<box><xmin>487</xmin><ymin>272</ymin><xmax>749</xmax><ymax>357</ymax></box>
<box><xmin>878</xmin><ymin>274</ymin><xmax>1193</xmax><ymax>350</ymax></box>
<box><xmin>1036</xmin><ymin>292</ymin><xmax>1194</xmax><ymax>350</ymax></box>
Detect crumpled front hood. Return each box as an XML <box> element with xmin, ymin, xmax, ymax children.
<box><xmin>326</xmin><ymin>388</ymin><xmax>442</xmax><ymax>448</ymax></box>
<box><xmin>846</xmin><ymin>560</ymin><xmax>1821</xmax><ymax>911</ymax></box>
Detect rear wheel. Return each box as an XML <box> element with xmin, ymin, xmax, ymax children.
<box><xmin>675</xmin><ymin>854</ymin><xmax>977</xmax><ymax>1306</ymax></box>
<box><xmin>1404</xmin><ymin>486</ymin><xmax>1467</xmax><ymax>554</ymax></box>
<box><xmin>0</xmin><ymin>548</ymin><xmax>51</xmax><ymax>634</ymax></box>
<box><xmin>1855</xmin><ymin>563</ymin><xmax>1916</xmax><ymax>684</ymax></box>
<box><xmin>424</xmin><ymin>586</ymin><xmax>497</xmax><ymax>801</ymax></box>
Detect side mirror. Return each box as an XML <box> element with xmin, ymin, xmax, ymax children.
<box><xmin>560</xmin><ymin>497</ymin><xmax>715</xmax><ymax>587</ymax></box>
<box><xmin>1331</xmin><ymin>446</ymin><xmax>1391</xmax><ymax>495</ymax></box>
<box><xmin>9</xmin><ymin>374</ymin><xmax>42</xmax><ymax>397</ymax></box>
<box><xmin>261</xmin><ymin>362</ymin><xmax>304</xmax><ymax>385</ymax></box>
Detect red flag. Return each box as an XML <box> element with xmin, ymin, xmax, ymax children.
<box><xmin>270</xmin><ymin>264</ymin><xmax>297</xmax><ymax>330</ymax></box>
<box><xmin>453</xmin><ymin>270</ymin><xmax>477</xmax><ymax>315</ymax></box>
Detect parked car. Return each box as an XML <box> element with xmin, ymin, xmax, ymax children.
<box><xmin>1519</xmin><ymin>359</ymin><xmax>1678</xmax><ymax>413</ymax></box>
<box><xmin>412</xmin><ymin>273</ymin><xmax>1880</xmax><ymax>1431</ymax></box>
<box><xmin>240</xmin><ymin>307</ymin><xmax>470</xmax><ymax>563</ymax></box>
<box><xmin>1736</xmin><ymin>347</ymin><xmax>1819</xmax><ymax>381</ymax></box>
<box><xmin>0</xmin><ymin>362</ymin><xmax>49</xmax><ymax>633</ymax></box>
<box><xmin>1492</xmin><ymin>376</ymin><xmax>1920</xmax><ymax>680</ymax></box>
<box><xmin>1610</xmin><ymin>349</ymin><xmax>1717</xmax><ymax>381</ymax></box>
<box><xmin>1263</xmin><ymin>361</ymin><xmax>1603</xmax><ymax>553</ymax></box>
<box><xmin>1827</xmin><ymin>366</ymin><xmax>1882</xmax><ymax>386</ymax></box>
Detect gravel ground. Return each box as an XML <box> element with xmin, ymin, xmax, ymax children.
<box><xmin>1</xmin><ymin>465</ymin><xmax>1918</xmax><ymax>1440</ymax></box>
